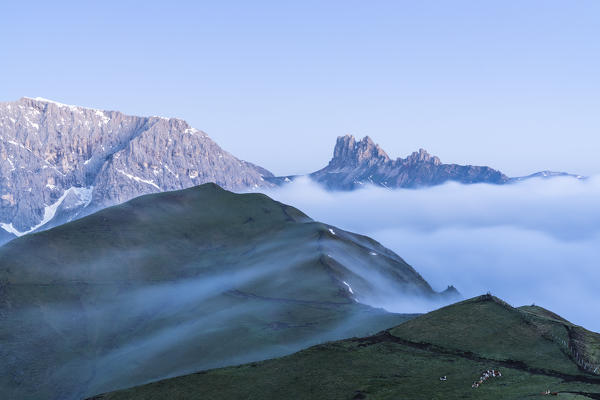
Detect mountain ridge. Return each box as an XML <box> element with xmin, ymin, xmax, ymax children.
<box><xmin>268</xmin><ymin>134</ymin><xmax>586</xmax><ymax>190</ymax></box>
<box><xmin>265</xmin><ymin>134</ymin><xmax>511</xmax><ymax>190</ymax></box>
<box><xmin>309</xmin><ymin>135</ymin><xmax>510</xmax><ymax>190</ymax></box>
<box><xmin>0</xmin><ymin>97</ymin><xmax>274</xmax><ymax>242</ymax></box>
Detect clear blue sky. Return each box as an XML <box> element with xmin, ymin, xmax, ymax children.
<box><xmin>1</xmin><ymin>1</ymin><xmax>599</xmax><ymax>176</ymax></box>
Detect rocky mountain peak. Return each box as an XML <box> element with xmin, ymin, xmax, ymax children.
<box><xmin>404</xmin><ymin>148</ymin><xmax>442</xmax><ymax>166</ymax></box>
<box><xmin>310</xmin><ymin>135</ymin><xmax>510</xmax><ymax>190</ymax></box>
<box><xmin>0</xmin><ymin>97</ymin><xmax>274</xmax><ymax>243</ymax></box>
<box><xmin>330</xmin><ymin>135</ymin><xmax>390</xmax><ymax>168</ymax></box>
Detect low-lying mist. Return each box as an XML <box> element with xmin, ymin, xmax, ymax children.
<box><xmin>2</xmin><ymin>225</ymin><xmax>413</xmax><ymax>399</ymax></box>
<box><xmin>264</xmin><ymin>176</ymin><xmax>600</xmax><ymax>332</ymax></box>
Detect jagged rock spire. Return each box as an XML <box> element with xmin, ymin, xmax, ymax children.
<box><xmin>405</xmin><ymin>148</ymin><xmax>442</xmax><ymax>166</ymax></box>
<box><xmin>329</xmin><ymin>135</ymin><xmax>390</xmax><ymax>168</ymax></box>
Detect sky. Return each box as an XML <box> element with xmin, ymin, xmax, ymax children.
<box><xmin>265</xmin><ymin>176</ymin><xmax>600</xmax><ymax>332</ymax></box>
<box><xmin>1</xmin><ymin>1</ymin><xmax>599</xmax><ymax>177</ymax></box>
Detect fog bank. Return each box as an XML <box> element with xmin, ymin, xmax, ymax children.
<box><xmin>265</xmin><ymin>176</ymin><xmax>600</xmax><ymax>332</ymax></box>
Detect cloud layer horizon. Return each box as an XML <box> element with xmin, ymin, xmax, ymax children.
<box><xmin>264</xmin><ymin>176</ymin><xmax>600</xmax><ymax>332</ymax></box>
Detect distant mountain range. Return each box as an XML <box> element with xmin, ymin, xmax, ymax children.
<box><xmin>268</xmin><ymin>135</ymin><xmax>585</xmax><ymax>190</ymax></box>
<box><xmin>0</xmin><ymin>98</ymin><xmax>585</xmax><ymax>245</ymax></box>
<box><xmin>91</xmin><ymin>294</ymin><xmax>600</xmax><ymax>399</ymax></box>
<box><xmin>0</xmin><ymin>183</ymin><xmax>457</xmax><ymax>399</ymax></box>
<box><xmin>0</xmin><ymin>97</ymin><xmax>274</xmax><ymax>243</ymax></box>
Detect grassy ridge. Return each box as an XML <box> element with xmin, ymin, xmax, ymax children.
<box><xmin>0</xmin><ymin>184</ymin><xmax>432</xmax><ymax>399</ymax></box>
<box><xmin>92</xmin><ymin>295</ymin><xmax>600</xmax><ymax>400</ymax></box>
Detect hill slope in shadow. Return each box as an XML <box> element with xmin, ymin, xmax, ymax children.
<box><xmin>0</xmin><ymin>183</ymin><xmax>450</xmax><ymax>399</ymax></box>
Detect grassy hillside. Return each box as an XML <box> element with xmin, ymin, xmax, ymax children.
<box><xmin>0</xmin><ymin>183</ymin><xmax>442</xmax><ymax>399</ymax></box>
<box><xmin>92</xmin><ymin>295</ymin><xmax>600</xmax><ymax>400</ymax></box>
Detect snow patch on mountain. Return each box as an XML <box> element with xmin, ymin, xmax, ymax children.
<box><xmin>116</xmin><ymin>169</ymin><xmax>161</xmax><ymax>190</ymax></box>
<box><xmin>342</xmin><ymin>280</ymin><xmax>355</xmax><ymax>294</ymax></box>
<box><xmin>0</xmin><ymin>223</ymin><xmax>22</xmax><ymax>236</ymax></box>
<box><xmin>0</xmin><ymin>186</ymin><xmax>93</xmax><ymax>236</ymax></box>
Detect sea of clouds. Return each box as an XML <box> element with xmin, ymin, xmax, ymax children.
<box><xmin>265</xmin><ymin>176</ymin><xmax>600</xmax><ymax>332</ymax></box>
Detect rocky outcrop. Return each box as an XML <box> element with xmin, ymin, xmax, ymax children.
<box><xmin>0</xmin><ymin>97</ymin><xmax>274</xmax><ymax>242</ymax></box>
<box><xmin>307</xmin><ymin>135</ymin><xmax>509</xmax><ymax>190</ymax></box>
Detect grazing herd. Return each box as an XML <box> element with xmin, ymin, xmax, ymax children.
<box><xmin>439</xmin><ymin>369</ymin><xmax>559</xmax><ymax>395</ymax></box>
<box><xmin>471</xmin><ymin>369</ymin><xmax>501</xmax><ymax>388</ymax></box>
<box><xmin>542</xmin><ymin>389</ymin><xmax>559</xmax><ymax>396</ymax></box>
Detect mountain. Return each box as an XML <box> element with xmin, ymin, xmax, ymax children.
<box><xmin>90</xmin><ymin>295</ymin><xmax>600</xmax><ymax>400</ymax></box>
<box><xmin>510</xmin><ymin>170</ymin><xmax>587</xmax><ymax>182</ymax></box>
<box><xmin>268</xmin><ymin>135</ymin><xmax>586</xmax><ymax>190</ymax></box>
<box><xmin>0</xmin><ymin>183</ymin><xmax>454</xmax><ymax>400</ymax></box>
<box><xmin>267</xmin><ymin>135</ymin><xmax>510</xmax><ymax>190</ymax></box>
<box><xmin>0</xmin><ymin>97</ymin><xmax>274</xmax><ymax>244</ymax></box>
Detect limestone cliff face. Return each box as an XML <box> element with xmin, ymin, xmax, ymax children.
<box><xmin>0</xmin><ymin>97</ymin><xmax>273</xmax><ymax>241</ymax></box>
<box><xmin>309</xmin><ymin>135</ymin><xmax>509</xmax><ymax>190</ymax></box>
